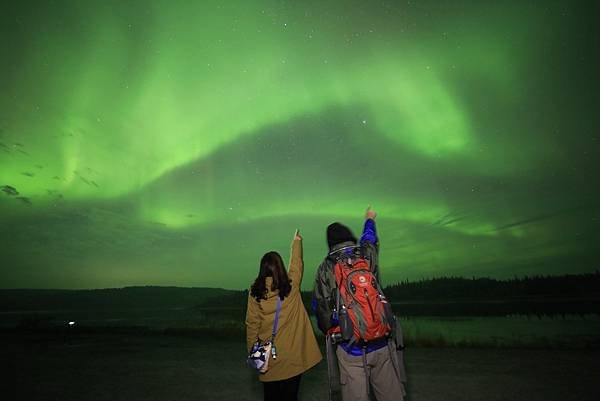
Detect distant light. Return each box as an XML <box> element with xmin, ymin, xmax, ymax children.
<box><xmin>68</xmin><ymin>321</ymin><xmax>75</xmax><ymax>326</ymax></box>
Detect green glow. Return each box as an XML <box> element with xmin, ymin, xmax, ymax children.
<box><xmin>0</xmin><ymin>0</ymin><xmax>597</xmax><ymax>289</ymax></box>
<box><xmin>0</xmin><ymin>1</ymin><xmax>516</xmax><ymax>201</ymax></box>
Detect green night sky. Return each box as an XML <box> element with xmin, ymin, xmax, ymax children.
<box><xmin>0</xmin><ymin>0</ymin><xmax>598</xmax><ymax>289</ymax></box>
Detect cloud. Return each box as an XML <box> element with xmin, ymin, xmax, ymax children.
<box><xmin>16</xmin><ymin>196</ymin><xmax>32</xmax><ymax>206</ymax></box>
<box><xmin>1</xmin><ymin>185</ymin><xmax>19</xmax><ymax>196</ymax></box>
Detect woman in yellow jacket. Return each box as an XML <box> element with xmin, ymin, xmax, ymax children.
<box><xmin>246</xmin><ymin>230</ymin><xmax>322</xmax><ymax>401</ymax></box>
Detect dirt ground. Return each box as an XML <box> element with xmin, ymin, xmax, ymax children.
<box><xmin>1</xmin><ymin>330</ymin><xmax>598</xmax><ymax>401</ymax></box>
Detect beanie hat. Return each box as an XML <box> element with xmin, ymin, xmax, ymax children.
<box><xmin>326</xmin><ymin>222</ymin><xmax>357</xmax><ymax>250</ymax></box>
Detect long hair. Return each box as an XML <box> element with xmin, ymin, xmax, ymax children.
<box><xmin>250</xmin><ymin>251</ymin><xmax>292</xmax><ymax>302</ymax></box>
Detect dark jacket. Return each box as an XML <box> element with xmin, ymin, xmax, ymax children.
<box><xmin>313</xmin><ymin>219</ymin><xmax>379</xmax><ymax>335</ymax></box>
<box><xmin>313</xmin><ymin>218</ymin><xmax>408</xmax><ymax>388</ymax></box>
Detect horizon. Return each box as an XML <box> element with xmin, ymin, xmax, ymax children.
<box><xmin>1</xmin><ymin>271</ymin><xmax>597</xmax><ymax>292</ymax></box>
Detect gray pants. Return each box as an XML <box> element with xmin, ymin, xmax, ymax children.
<box><xmin>336</xmin><ymin>345</ymin><xmax>405</xmax><ymax>401</ymax></box>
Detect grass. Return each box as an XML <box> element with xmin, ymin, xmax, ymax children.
<box><xmin>306</xmin><ymin>314</ymin><xmax>600</xmax><ymax>349</ymax></box>
<box><xmin>399</xmin><ymin>314</ymin><xmax>600</xmax><ymax>348</ymax></box>
<box><xmin>6</xmin><ymin>306</ymin><xmax>600</xmax><ymax>349</ymax></box>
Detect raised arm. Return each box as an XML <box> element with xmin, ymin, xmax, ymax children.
<box><xmin>360</xmin><ymin>205</ymin><xmax>380</xmax><ymax>279</ymax></box>
<box><xmin>288</xmin><ymin>229</ymin><xmax>303</xmax><ymax>290</ymax></box>
<box><xmin>360</xmin><ymin>205</ymin><xmax>378</xmax><ymax>245</ymax></box>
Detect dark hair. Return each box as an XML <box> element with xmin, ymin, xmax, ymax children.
<box><xmin>327</xmin><ymin>222</ymin><xmax>357</xmax><ymax>250</ymax></box>
<box><xmin>250</xmin><ymin>251</ymin><xmax>292</xmax><ymax>302</ymax></box>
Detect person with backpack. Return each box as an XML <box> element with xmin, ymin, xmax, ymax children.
<box><xmin>313</xmin><ymin>206</ymin><xmax>406</xmax><ymax>401</ymax></box>
<box><xmin>246</xmin><ymin>229</ymin><xmax>322</xmax><ymax>401</ymax></box>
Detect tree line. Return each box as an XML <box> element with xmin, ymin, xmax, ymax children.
<box><xmin>382</xmin><ymin>271</ymin><xmax>600</xmax><ymax>301</ymax></box>
<box><xmin>195</xmin><ymin>272</ymin><xmax>600</xmax><ymax>317</ymax></box>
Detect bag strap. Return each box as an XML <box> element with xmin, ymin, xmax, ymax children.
<box><xmin>271</xmin><ymin>296</ymin><xmax>282</xmax><ymax>341</ymax></box>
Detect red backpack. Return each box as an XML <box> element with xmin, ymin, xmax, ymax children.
<box><xmin>332</xmin><ymin>247</ymin><xmax>394</xmax><ymax>343</ymax></box>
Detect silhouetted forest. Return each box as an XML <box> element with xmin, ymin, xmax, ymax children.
<box><xmin>1</xmin><ymin>273</ymin><xmax>598</xmax><ymax>318</ymax></box>
<box><xmin>383</xmin><ymin>272</ymin><xmax>600</xmax><ymax>300</ymax></box>
<box><xmin>200</xmin><ymin>272</ymin><xmax>600</xmax><ymax>317</ymax></box>
<box><xmin>382</xmin><ymin>272</ymin><xmax>600</xmax><ymax>316</ymax></box>
<box><xmin>0</xmin><ymin>286</ymin><xmax>231</xmax><ymax>311</ymax></box>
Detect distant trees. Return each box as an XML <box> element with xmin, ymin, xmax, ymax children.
<box><xmin>196</xmin><ymin>273</ymin><xmax>600</xmax><ymax>316</ymax></box>
<box><xmin>381</xmin><ymin>272</ymin><xmax>600</xmax><ymax>317</ymax></box>
<box><xmin>383</xmin><ymin>271</ymin><xmax>600</xmax><ymax>301</ymax></box>
<box><xmin>3</xmin><ymin>273</ymin><xmax>598</xmax><ymax>319</ymax></box>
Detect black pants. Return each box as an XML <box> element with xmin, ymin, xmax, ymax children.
<box><xmin>263</xmin><ymin>374</ymin><xmax>302</xmax><ymax>401</ymax></box>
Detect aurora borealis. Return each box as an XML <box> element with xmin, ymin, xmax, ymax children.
<box><xmin>0</xmin><ymin>0</ymin><xmax>598</xmax><ymax>289</ymax></box>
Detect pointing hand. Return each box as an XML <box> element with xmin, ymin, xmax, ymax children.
<box><xmin>365</xmin><ymin>205</ymin><xmax>377</xmax><ymax>220</ymax></box>
<box><xmin>294</xmin><ymin>229</ymin><xmax>302</xmax><ymax>241</ymax></box>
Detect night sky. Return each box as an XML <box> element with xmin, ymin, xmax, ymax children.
<box><xmin>0</xmin><ymin>0</ymin><xmax>598</xmax><ymax>290</ymax></box>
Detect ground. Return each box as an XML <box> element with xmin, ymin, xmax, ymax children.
<box><xmin>1</xmin><ymin>330</ymin><xmax>598</xmax><ymax>401</ymax></box>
